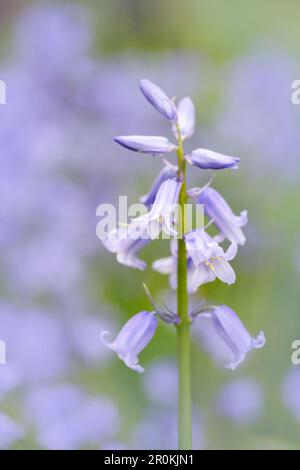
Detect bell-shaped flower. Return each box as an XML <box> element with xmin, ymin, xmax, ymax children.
<box><xmin>140</xmin><ymin>79</ymin><xmax>178</xmax><ymax>122</ymax></box>
<box><xmin>196</xmin><ymin>187</ymin><xmax>248</xmax><ymax>245</ymax></box>
<box><xmin>194</xmin><ymin>305</ymin><xmax>265</xmax><ymax>370</ymax></box>
<box><xmin>186</xmin><ymin>148</ymin><xmax>240</xmax><ymax>170</ymax></box>
<box><xmin>102</xmin><ymin>225</ymin><xmax>149</xmax><ymax>270</ymax></box>
<box><xmin>101</xmin><ymin>311</ymin><xmax>158</xmax><ymax>373</ymax></box>
<box><xmin>185</xmin><ymin>229</ymin><xmax>237</xmax><ymax>289</ymax></box>
<box><xmin>132</xmin><ymin>179</ymin><xmax>181</xmax><ymax>239</ymax></box>
<box><xmin>172</xmin><ymin>97</ymin><xmax>195</xmax><ymax>140</ymax></box>
<box><xmin>140</xmin><ymin>162</ymin><xmax>178</xmax><ymax>208</ymax></box>
<box><xmin>114</xmin><ymin>135</ymin><xmax>176</xmax><ymax>155</ymax></box>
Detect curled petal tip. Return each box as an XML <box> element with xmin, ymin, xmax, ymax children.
<box><xmin>100</xmin><ymin>330</ymin><xmax>111</xmax><ymax>346</ymax></box>
<box><xmin>253</xmin><ymin>331</ymin><xmax>266</xmax><ymax>349</ymax></box>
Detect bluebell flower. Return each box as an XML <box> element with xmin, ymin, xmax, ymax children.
<box><xmin>196</xmin><ymin>187</ymin><xmax>247</xmax><ymax>245</ymax></box>
<box><xmin>194</xmin><ymin>305</ymin><xmax>265</xmax><ymax>370</ymax></box>
<box><xmin>132</xmin><ymin>179</ymin><xmax>181</xmax><ymax>239</ymax></box>
<box><xmin>140</xmin><ymin>79</ymin><xmax>178</xmax><ymax>121</ymax></box>
<box><xmin>215</xmin><ymin>378</ymin><xmax>264</xmax><ymax>425</ymax></box>
<box><xmin>0</xmin><ymin>413</ymin><xmax>25</xmax><ymax>450</ymax></box>
<box><xmin>114</xmin><ymin>135</ymin><xmax>176</xmax><ymax>155</ymax></box>
<box><xmin>185</xmin><ymin>229</ymin><xmax>237</xmax><ymax>288</ymax></box>
<box><xmin>186</xmin><ymin>148</ymin><xmax>240</xmax><ymax>170</ymax></box>
<box><xmin>102</xmin><ymin>226</ymin><xmax>150</xmax><ymax>270</ymax></box>
<box><xmin>140</xmin><ymin>162</ymin><xmax>178</xmax><ymax>208</ymax></box>
<box><xmin>172</xmin><ymin>97</ymin><xmax>195</xmax><ymax>140</ymax></box>
<box><xmin>282</xmin><ymin>368</ymin><xmax>300</xmax><ymax>421</ymax></box>
<box><xmin>101</xmin><ymin>311</ymin><xmax>158</xmax><ymax>373</ymax></box>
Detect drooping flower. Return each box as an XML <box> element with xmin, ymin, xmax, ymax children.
<box><xmin>102</xmin><ymin>225</ymin><xmax>149</xmax><ymax>270</ymax></box>
<box><xmin>101</xmin><ymin>311</ymin><xmax>158</xmax><ymax>373</ymax></box>
<box><xmin>114</xmin><ymin>135</ymin><xmax>177</xmax><ymax>155</ymax></box>
<box><xmin>196</xmin><ymin>187</ymin><xmax>248</xmax><ymax>245</ymax></box>
<box><xmin>194</xmin><ymin>305</ymin><xmax>265</xmax><ymax>370</ymax></box>
<box><xmin>140</xmin><ymin>162</ymin><xmax>178</xmax><ymax>208</ymax></box>
<box><xmin>184</xmin><ymin>229</ymin><xmax>237</xmax><ymax>288</ymax></box>
<box><xmin>172</xmin><ymin>97</ymin><xmax>195</xmax><ymax>140</ymax></box>
<box><xmin>140</xmin><ymin>79</ymin><xmax>178</xmax><ymax>122</ymax></box>
<box><xmin>186</xmin><ymin>148</ymin><xmax>240</xmax><ymax>170</ymax></box>
<box><xmin>132</xmin><ymin>179</ymin><xmax>181</xmax><ymax>239</ymax></box>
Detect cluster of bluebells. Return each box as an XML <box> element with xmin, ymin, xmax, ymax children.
<box><xmin>102</xmin><ymin>79</ymin><xmax>265</xmax><ymax>372</ymax></box>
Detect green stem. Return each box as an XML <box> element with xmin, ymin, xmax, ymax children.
<box><xmin>176</xmin><ymin>127</ymin><xmax>192</xmax><ymax>450</ymax></box>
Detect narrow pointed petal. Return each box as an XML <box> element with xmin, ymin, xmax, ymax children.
<box><xmin>224</xmin><ymin>243</ymin><xmax>238</xmax><ymax>261</ymax></box>
<box><xmin>172</xmin><ymin>97</ymin><xmax>195</xmax><ymax>140</ymax></box>
<box><xmin>188</xmin><ymin>263</ymin><xmax>214</xmax><ymax>292</ymax></box>
<box><xmin>152</xmin><ymin>256</ymin><xmax>175</xmax><ymax>274</ymax></box>
<box><xmin>196</xmin><ymin>187</ymin><xmax>247</xmax><ymax>245</ymax></box>
<box><xmin>114</xmin><ymin>135</ymin><xmax>176</xmax><ymax>155</ymax></box>
<box><xmin>140</xmin><ymin>79</ymin><xmax>178</xmax><ymax>121</ymax></box>
<box><xmin>213</xmin><ymin>259</ymin><xmax>236</xmax><ymax>285</ymax></box>
<box><xmin>101</xmin><ymin>311</ymin><xmax>158</xmax><ymax>373</ymax></box>
<box><xmin>186</xmin><ymin>148</ymin><xmax>240</xmax><ymax>170</ymax></box>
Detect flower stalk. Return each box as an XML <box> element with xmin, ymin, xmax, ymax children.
<box><xmin>176</xmin><ymin>125</ymin><xmax>192</xmax><ymax>449</ymax></box>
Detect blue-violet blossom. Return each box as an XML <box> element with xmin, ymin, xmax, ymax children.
<box><xmin>114</xmin><ymin>135</ymin><xmax>176</xmax><ymax>155</ymax></box>
<box><xmin>140</xmin><ymin>78</ymin><xmax>178</xmax><ymax>122</ymax></box>
<box><xmin>101</xmin><ymin>311</ymin><xmax>158</xmax><ymax>373</ymax></box>
<box><xmin>172</xmin><ymin>97</ymin><xmax>195</xmax><ymax>140</ymax></box>
<box><xmin>195</xmin><ymin>305</ymin><xmax>265</xmax><ymax>370</ymax></box>
<box><xmin>132</xmin><ymin>178</ymin><xmax>181</xmax><ymax>239</ymax></box>
<box><xmin>140</xmin><ymin>162</ymin><xmax>178</xmax><ymax>208</ymax></box>
<box><xmin>184</xmin><ymin>229</ymin><xmax>237</xmax><ymax>288</ymax></box>
<box><xmin>186</xmin><ymin>148</ymin><xmax>240</xmax><ymax>170</ymax></box>
<box><xmin>195</xmin><ymin>187</ymin><xmax>248</xmax><ymax>245</ymax></box>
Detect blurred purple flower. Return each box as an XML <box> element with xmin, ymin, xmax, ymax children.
<box><xmin>15</xmin><ymin>3</ymin><xmax>92</xmax><ymax>80</ymax></box>
<box><xmin>215</xmin><ymin>378</ymin><xmax>264</xmax><ymax>425</ymax></box>
<box><xmin>194</xmin><ymin>305</ymin><xmax>265</xmax><ymax>370</ymax></box>
<box><xmin>216</xmin><ymin>48</ymin><xmax>300</xmax><ymax>179</ymax></box>
<box><xmin>143</xmin><ymin>358</ymin><xmax>177</xmax><ymax>406</ymax></box>
<box><xmin>186</xmin><ymin>148</ymin><xmax>239</xmax><ymax>170</ymax></box>
<box><xmin>132</xmin><ymin>408</ymin><xmax>204</xmax><ymax>450</ymax></box>
<box><xmin>0</xmin><ymin>413</ymin><xmax>25</xmax><ymax>449</ymax></box>
<box><xmin>282</xmin><ymin>368</ymin><xmax>300</xmax><ymax>421</ymax></box>
<box><xmin>101</xmin><ymin>311</ymin><xmax>158</xmax><ymax>373</ymax></box>
<box><xmin>101</xmin><ymin>441</ymin><xmax>128</xmax><ymax>450</ymax></box>
<box><xmin>25</xmin><ymin>384</ymin><xmax>119</xmax><ymax>450</ymax></box>
<box><xmin>140</xmin><ymin>79</ymin><xmax>178</xmax><ymax>121</ymax></box>
<box><xmin>114</xmin><ymin>135</ymin><xmax>176</xmax><ymax>154</ymax></box>
<box><xmin>195</xmin><ymin>187</ymin><xmax>247</xmax><ymax>245</ymax></box>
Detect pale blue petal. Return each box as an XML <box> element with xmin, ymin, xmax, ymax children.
<box><xmin>140</xmin><ymin>79</ymin><xmax>178</xmax><ymax>121</ymax></box>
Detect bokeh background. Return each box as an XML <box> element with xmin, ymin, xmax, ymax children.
<box><xmin>0</xmin><ymin>0</ymin><xmax>300</xmax><ymax>450</ymax></box>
